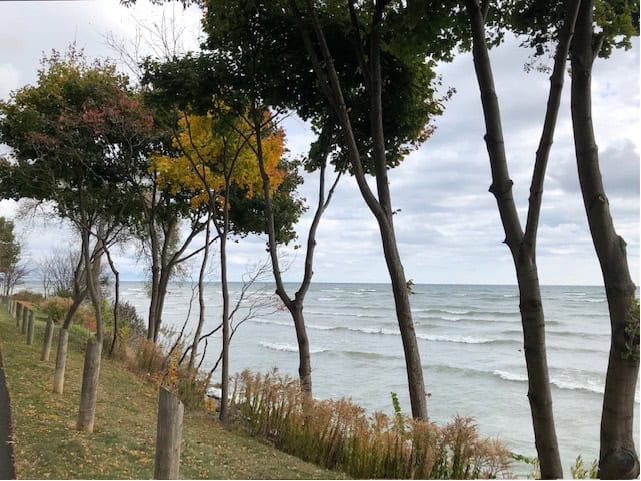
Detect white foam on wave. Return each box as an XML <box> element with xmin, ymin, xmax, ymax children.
<box><xmin>493</xmin><ymin>369</ymin><xmax>528</xmax><ymax>382</ymax></box>
<box><xmin>250</xmin><ymin>318</ymin><xmax>291</xmax><ymax>328</ymax></box>
<box><xmin>259</xmin><ymin>341</ymin><xmax>329</xmax><ymax>354</ymax></box>
<box><xmin>493</xmin><ymin>370</ymin><xmax>640</xmax><ymax>401</ymax></box>
<box><xmin>417</xmin><ymin>334</ymin><xmax>495</xmax><ymax>344</ymax></box>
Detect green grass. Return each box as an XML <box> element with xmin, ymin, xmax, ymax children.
<box><xmin>0</xmin><ymin>306</ymin><xmax>344</xmax><ymax>479</ymax></box>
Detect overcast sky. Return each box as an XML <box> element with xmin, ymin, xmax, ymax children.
<box><xmin>0</xmin><ymin>0</ymin><xmax>638</xmax><ymax>286</ymax></box>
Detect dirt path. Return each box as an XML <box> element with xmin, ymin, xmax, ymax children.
<box><xmin>0</xmin><ymin>350</ymin><xmax>16</xmax><ymax>479</ymax></box>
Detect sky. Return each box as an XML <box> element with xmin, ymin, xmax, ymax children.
<box><xmin>0</xmin><ymin>0</ymin><xmax>639</xmax><ymax>286</ymax></box>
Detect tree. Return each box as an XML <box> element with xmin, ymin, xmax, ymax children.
<box><xmin>461</xmin><ymin>0</ymin><xmax>586</xmax><ymax>475</ymax></box>
<box><xmin>569</xmin><ymin>1</ymin><xmax>639</xmax><ymax>476</ymax></box>
<box><xmin>504</xmin><ymin>1</ymin><xmax>639</xmax><ymax>475</ymax></box>
<box><xmin>186</xmin><ymin>0</ymin><xmax>458</xmax><ymax>421</ymax></box>
<box><xmin>0</xmin><ymin>217</ymin><xmax>26</xmax><ymax>297</ymax></box>
<box><xmin>276</xmin><ymin>0</ymin><xmax>448</xmax><ymax>420</ymax></box>
<box><xmin>0</xmin><ymin>46</ymin><xmax>155</xmax><ymax>432</ymax></box>
<box><xmin>151</xmin><ymin>107</ymin><xmax>291</xmax><ymax>421</ymax></box>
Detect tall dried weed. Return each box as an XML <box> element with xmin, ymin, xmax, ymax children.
<box><xmin>228</xmin><ymin>369</ymin><xmax>512</xmax><ymax>479</ymax></box>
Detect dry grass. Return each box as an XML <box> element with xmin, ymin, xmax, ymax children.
<box><xmin>0</xmin><ymin>307</ymin><xmax>343</xmax><ymax>479</ymax></box>
<box><xmin>229</xmin><ymin>370</ymin><xmax>513</xmax><ymax>479</ymax></box>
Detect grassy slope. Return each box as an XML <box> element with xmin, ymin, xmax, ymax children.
<box><xmin>0</xmin><ymin>308</ymin><xmax>343</xmax><ymax>479</ymax></box>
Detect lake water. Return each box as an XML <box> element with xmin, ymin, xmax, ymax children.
<box><xmin>27</xmin><ymin>280</ymin><xmax>641</xmax><ymax>474</ymax></box>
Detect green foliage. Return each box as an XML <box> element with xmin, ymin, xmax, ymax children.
<box><xmin>623</xmin><ymin>296</ymin><xmax>640</xmax><ymax>362</ymax></box>
<box><xmin>390</xmin><ymin>391</ymin><xmax>406</xmax><ymax>434</ymax></box>
<box><xmin>227</xmin><ymin>159</ymin><xmax>307</xmax><ymax>245</ymax></box>
<box><xmin>0</xmin><ymin>217</ymin><xmax>24</xmax><ymax>296</ymax></box>
<box><xmin>143</xmin><ymin>0</ymin><xmax>453</xmax><ymax>176</ymax></box>
<box><xmin>39</xmin><ymin>296</ymin><xmax>74</xmax><ymax>323</ymax></box>
<box><xmin>506</xmin><ymin>0</ymin><xmax>639</xmax><ymax>59</ymax></box>
<box><xmin>510</xmin><ymin>452</ymin><xmax>540</xmax><ymax>479</ymax></box>
<box><xmin>229</xmin><ymin>370</ymin><xmax>512</xmax><ymax>479</ymax></box>
<box><xmin>0</xmin><ymin>45</ymin><xmax>154</xmax><ymax>231</ymax></box>
<box><xmin>570</xmin><ymin>455</ymin><xmax>598</xmax><ymax>479</ymax></box>
<box><xmin>115</xmin><ymin>301</ymin><xmax>146</xmax><ymax>336</ymax></box>
<box><xmin>0</xmin><ymin>217</ymin><xmax>20</xmax><ymax>272</ymax></box>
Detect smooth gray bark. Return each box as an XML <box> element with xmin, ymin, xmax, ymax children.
<box><xmin>570</xmin><ymin>1</ymin><xmax>639</xmax><ymax>477</ymax></box>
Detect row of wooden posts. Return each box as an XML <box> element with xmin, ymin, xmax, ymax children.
<box><xmin>2</xmin><ymin>297</ymin><xmax>185</xmax><ymax>479</ymax></box>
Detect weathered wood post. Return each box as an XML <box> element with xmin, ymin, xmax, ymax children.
<box><xmin>154</xmin><ymin>387</ymin><xmax>184</xmax><ymax>479</ymax></box>
<box><xmin>21</xmin><ymin>305</ymin><xmax>28</xmax><ymax>335</ymax></box>
<box><xmin>16</xmin><ymin>303</ymin><xmax>22</xmax><ymax>328</ymax></box>
<box><xmin>77</xmin><ymin>338</ymin><xmax>102</xmax><ymax>433</ymax></box>
<box><xmin>26</xmin><ymin>310</ymin><xmax>35</xmax><ymax>345</ymax></box>
<box><xmin>53</xmin><ymin>328</ymin><xmax>69</xmax><ymax>394</ymax></box>
<box><xmin>41</xmin><ymin>316</ymin><xmax>54</xmax><ymax>362</ymax></box>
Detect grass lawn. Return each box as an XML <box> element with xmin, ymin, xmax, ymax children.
<box><xmin>0</xmin><ymin>306</ymin><xmax>344</xmax><ymax>479</ymax></box>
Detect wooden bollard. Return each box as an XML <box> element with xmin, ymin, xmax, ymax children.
<box><xmin>21</xmin><ymin>306</ymin><xmax>28</xmax><ymax>335</ymax></box>
<box><xmin>53</xmin><ymin>328</ymin><xmax>69</xmax><ymax>394</ymax></box>
<box><xmin>26</xmin><ymin>311</ymin><xmax>35</xmax><ymax>345</ymax></box>
<box><xmin>16</xmin><ymin>303</ymin><xmax>22</xmax><ymax>326</ymax></box>
<box><xmin>154</xmin><ymin>387</ymin><xmax>184</xmax><ymax>479</ymax></box>
<box><xmin>41</xmin><ymin>317</ymin><xmax>54</xmax><ymax>362</ymax></box>
<box><xmin>77</xmin><ymin>339</ymin><xmax>102</xmax><ymax>433</ymax></box>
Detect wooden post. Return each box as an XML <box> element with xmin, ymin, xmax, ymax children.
<box><xmin>26</xmin><ymin>310</ymin><xmax>35</xmax><ymax>345</ymax></box>
<box><xmin>53</xmin><ymin>328</ymin><xmax>69</xmax><ymax>394</ymax></box>
<box><xmin>16</xmin><ymin>303</ymin><xmax>22</xmax><ymax>327</ymax></box>
<box><xmin>77</xmin><ymin>338</ymin><xmax>102</xmax><ymax>433</ymax></box>
<box><xmin>154</xmin><ymin>387</ymin><xmax>184</xmax><ymax>479</ymax></box>
<box><xmin>41</xmin><ymin>317</ymin><xmax>54</xmax><ymax>362</ymax></box>
<box><xmin>21</xmin><ymin>306</ymin><xmax>28</xmax><ymax>335</ymax></box>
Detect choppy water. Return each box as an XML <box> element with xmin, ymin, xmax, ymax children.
<box><xmin>34</xmin><ymin>280</ymin><xmax>641</xmax><ymax>473</ymax></box>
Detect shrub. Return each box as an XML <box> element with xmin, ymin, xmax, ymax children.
<box><xmin>160</xmin><ymin>349</ymin><xmax>210</xmax><ymax>411</ymax></box>
<box><xmin>39</xmin><ymin>296</ymin><xmax>97</xmax><ymax>331</ymax></box>
<box><xmin>39</xmin><ymin>296</ymin><xmax>73</xmax><ymax>323</ymax></box>
<box><xmin>228</xmin><ymin>370</ymin><xmax>512</xmax><ymax>479</ymax></box>
<box><xmin>570</xmin><ymin>456</ymin><xmax>598</xmax><ymax>479</ymax></box>
<box><xmin>115</xmin><ymin>301</ymin><xmax>146</xmax><ymax>336</ymax></box>
<box><xmin>13</xmin><ymin>289</ymin><xmax>45</xmax><ymax>303</ymax></box>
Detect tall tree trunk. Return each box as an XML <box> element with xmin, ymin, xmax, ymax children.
<box><xmin>252</xmin><ymin>110</ymin><xmax>316</xmax><ymax>401</ymax></box>
<box><xmin>290</xmin><ymin>303</ymin><xmax>312</xmax><ymax>395</ymax></box>
<box><xmin>219</xmin><ymin>230</ymin><xmax>230</xmax><ymax>422</ymax></box>
<box><xmin>83</xmin><ymin>225</ymin><xmax>103</xmax><ymax>343</ymax></box>
<box><xmin>153</xmin><ymin>270</ymin><xmax>171</xmax><ymax>344</ymax></box>
<box><xmin>290</xmin><ymin>1</ymin><xmax>428</xmax><ymax>419</ymax></box>
<box><xmin>76</xmin><ymin>219</ymin><xmax>104</xmax><ymax>434</ymax></box>
<box><xmin>54</xmin><ymin>235</ymin><xmax>87</xmax><ymax>394</ymax></box>
<box><xmin>188</xmin><ymin>216</ymin><xmax>211</xmax><ymax>371</ymax></box>
<box><xmin>571</xmin><ymin>1</ymin><xmax>639</xmax><ymax>477</ymax></box>
<box><xmin>147</xmin><ymin>260</ymin><xmax>160</xmax><ymax>341</ymax></box>
<box><xmin>464</xmin><ymin>0</ymin><xmax>579</xmax><ymax>476</ymax></box>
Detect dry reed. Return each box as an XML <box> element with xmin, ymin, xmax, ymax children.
<box><xmin>228</xmin><ymin>369</ymin><xmax>512</xmax><ymax>479</ymax></box>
